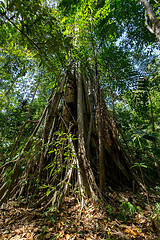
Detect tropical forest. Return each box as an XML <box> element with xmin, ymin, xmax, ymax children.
<box><xmin>0</xmin><ymin>0</ymin><xmax>160</xmax><ymax>239</ymax></box>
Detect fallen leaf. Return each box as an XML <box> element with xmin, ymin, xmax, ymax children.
<box><xmin>45</xmin><ymin>232</ymin><xmax>51</xmax><ymax>239</ymax></box>
<box><xmin>26</xmin><ymin>232</ymin><xmax>34</xmax><ymax>239</ymax></box>
<box><xmin>0</xmin><ymin>220</ymin><xmax>4</xmax><ymax>226</ymax></box>
<box><xmin>5</xmin><ymin>218</ymin><xmax>10</xmax><ymax>223</ymax></box>
<box><xmin>65</xmin><ymin>234</ymin><xmax>71</xmax><ymax>240</ymax></box>
<box><xmin>124</xmin><ymin>228</ymin><xmax>139</xmax><ymax>238</ymax></box>
<box><xmin>34</xmin><ymin>227</ymin><xmax>40</xmax><ymax>232</ymax></box>
<box><xmin>10</xmin><ymin>235</ymin><xmax>21</xmax><ymax>240</ymax></box>
<box><xmin>15</xmin><ymin>227</ymin><xmax>25</xmax><ymax>234</ymax></box>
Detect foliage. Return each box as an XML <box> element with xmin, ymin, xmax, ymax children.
<box><xmin>43</xmin><ymin>131</ymin><xmax>77</xmax><ymax>190</ymax></box>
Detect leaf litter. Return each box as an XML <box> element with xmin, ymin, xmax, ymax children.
<box><xmin>0</xmin><ymin>190</ymin><xmax>159</xmax><ymax>240</ymax></box>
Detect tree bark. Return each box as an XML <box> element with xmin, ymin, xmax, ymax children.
<box><xmin>97</xmin><ymin>88</ymin><xmax>106</xmax><ymax>191</ymax></box>
<box><xmin>77</xmin><ymin>74</ymin><xmax>92</xmax><ymax>197</ymax></box>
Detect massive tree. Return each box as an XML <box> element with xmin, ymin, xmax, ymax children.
<box><xmin>0</xmin><ymin>0</ymin><xmax>159</xmax><ymax>209</ymax></box>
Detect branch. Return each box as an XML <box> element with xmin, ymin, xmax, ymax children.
<box><xmin>0</xmin><ymin>11</ymin><xmax>57</xmax><ymax>67</ymax></box>
<box><xmin>145</xmin><ymin>10</ymin><xmax>154</xmax><ymax>34</ymax></box>
<box><xmin>0</xmin><ymin>12</ymin><xmax>41</xmax><ymax>52</ymax></box>
<box><xmin>154</xmin><ymin>0</ymin><xmax>160</xmax><ymax>7</ymax></box>
<box><xmin>140</xmin><ymin>0</ymin><xmax>160</xmax><ymax>42</ymax></box>
<box><xmin>0</xmin><ymin>159</ymin><xmax>18</xmax><ymax>176</ymax></box>
<box><xmin>9</xmin><ymin>120</ymin><xmax>39</xmax><ymax>159</ymax></box>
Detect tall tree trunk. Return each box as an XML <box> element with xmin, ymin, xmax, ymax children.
<box><xmin>77</xmin><ymin>74</ymin><xmax>92</xmax><ymax>197</ymax></box>
<box><xmin>94</xmin><ymin>57</ymin><xmax>106</xmax><ymax>191</ymax></box>
<box><xmin>97</xmin><ymin>87</ymin><xmax>106</xmax><ymax>191</ymax></box>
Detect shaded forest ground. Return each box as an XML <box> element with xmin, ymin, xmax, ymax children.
<box><xmin>0</xmin><ymin>188</ymin><xmax>160</xmax><ymax>240</ymax></box>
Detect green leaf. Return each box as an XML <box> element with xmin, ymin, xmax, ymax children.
<box><xmin>46</xmin><ymin>188</ymin><xmax>51</xmax><ymax>197</ymax></box>
<box><xmin>0</xmin><ymin>1</ymin><xmax>6</xmax><ymax>8</ymax></box>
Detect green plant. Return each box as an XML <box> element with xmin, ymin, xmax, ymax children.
<box><xmin>131</xmin><ymin>162</ymin><xmax>148</xmax><ymax>169</ymax></box>
<box><xmin>152</xmin><ymin>203</ymin><xmax>160</xmax><ymax>226</ymax></box>
<box><xmin>40</xmin><ymin>132</ymin><xmax>77</xmax><ymax>198</ymax></box>
<box><xmin>155</xmin><ymin>186</ymin><xmax>160</xmax><ymax>193</ymax></box>
<box><xmin>118</xmin><ymin>201</ymin><xmax>136</xmax><ymax>221</ymax></box>
<box><xmin>46</xmin><ymin>131</ymin><xmax>76</xmax><ymax>175</ymax></box>
<box><xmin>122</xmin><ymin>201</ymin><xmax>136</xmax><ymax>215</ymax></box>
<box><xmin>105</xmin><ymin>204</ymin><xmax>115</xmax><ymax>215</ymax></box>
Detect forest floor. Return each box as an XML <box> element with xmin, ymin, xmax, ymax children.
<box><xmin>0</xmin><ymin>189</ymin><xmax>160</xmax><ymax>240</ymax></box>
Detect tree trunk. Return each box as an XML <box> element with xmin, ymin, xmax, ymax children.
<box><xmin>77</xmin><ymin>74</ymin><xmax>92</xmax><ymax>197</ymax></box>
<box><xmin>0</xmin><ymin>68</ymin><xmax>144</xmax><ymax>208</ymax></box>
<box><xmin>97</xmin><ymin>87</ymin><xmax>106</xmax><ymax>191</ymax></box>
